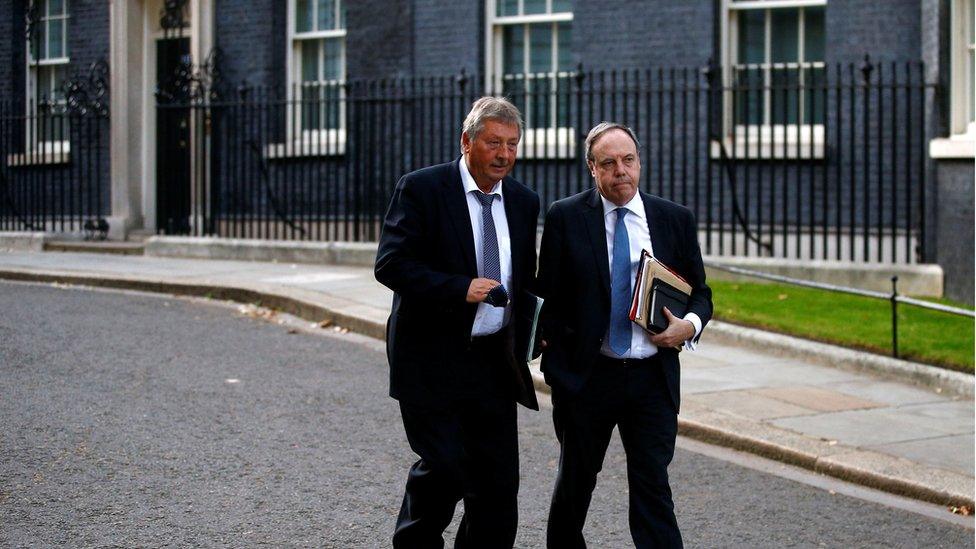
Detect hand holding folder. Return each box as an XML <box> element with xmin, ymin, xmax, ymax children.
<box><xmin>628</xmin><ymin>250</ymin><xmax>692</xmax><ymax>334</ymax></box>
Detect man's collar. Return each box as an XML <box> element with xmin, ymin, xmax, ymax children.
<box><xmin>459</xmin><ymin>156</ymin><xmax>503</xmax><ymax>196</ymax></box>
<box><xmin>599</xmin><ymin>191</ymin><xmax>645</xmax><ymax>220</ymax></box>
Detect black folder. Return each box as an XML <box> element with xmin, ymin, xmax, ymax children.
<box><xmin>515</xmin><ymin>291</ymin><xmax>544</xmax><ymax>362</ymax></box>
<box><xmin>629</xmin><ymin>250</ymin><xmax>691</xmax><ymax>334</ymax></box>
<box><xmin>646</xmin><ymin>278</ymin><xmax>690</xmax><ymax>334</ymax></box>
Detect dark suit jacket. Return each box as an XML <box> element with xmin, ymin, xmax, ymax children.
<box><xmin>374</xmin><ymin>159</ymin><xmax>541</xmax><ymax>410</ymax></box>
<box><xmin>537</xmin><ymin>188</ymin><xmax>712</xmax><ymax>412</ymax></box>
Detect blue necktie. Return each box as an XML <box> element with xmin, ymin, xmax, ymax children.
<box><xmin>609</xmin><ymin>208</ymin><xmax>632</xmax><ymax>356</ymax></box>
<box><xmin>475</xmin><ymin>191</ymin><xmax>501</xmax><ymax>283</ymax></box>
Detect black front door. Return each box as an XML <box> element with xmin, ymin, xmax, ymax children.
<box><xmin>156</xmin><ymin>38</ymin><xmax>192</xmax><ymax>234</ymax></box>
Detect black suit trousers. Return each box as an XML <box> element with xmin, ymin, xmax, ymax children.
<box><xmin>393</xmin><ymin>337</ymin><xmax>519</xmax><ymax>549</ymax></box>
<box><xmin>547</xmin><ymin>355</ymin><xmax>682</xmax><ymax>549</ymax></box>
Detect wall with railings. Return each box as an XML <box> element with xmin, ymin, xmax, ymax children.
<box><xmin>149</xmin><ymin>63</ymin><xmax>934</xmax><ymax>265</ymax></box>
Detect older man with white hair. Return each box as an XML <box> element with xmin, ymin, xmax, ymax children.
<box><xmin>375</xmin><ymin>96</ymin><xmax>540</xmax><ymax>548</ymax></box>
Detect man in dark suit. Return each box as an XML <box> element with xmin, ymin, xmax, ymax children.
<box><xmin>374</xmin><ymin>96</ymin><xmax>540</xmax><ymax>548</ymax></box>
<box><xmin>537</xmin><ymin>122</ymin><xmax>712</xmax><ymax>548</ymax></box>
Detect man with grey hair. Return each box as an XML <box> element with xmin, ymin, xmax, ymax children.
<box><xmin>375</xmin><ymin>96</ymin><xmax>540</xmax><ymax>547</ymax></box>
<box><xmin>538</xmin><ymin>121</ymin><xmax>712</xmax><ymax>548</ymax></box>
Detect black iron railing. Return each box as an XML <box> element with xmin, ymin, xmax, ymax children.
<box><xmin>0</xmin><ymin>61</ymin><xmax>110</xmax><ymax>238</ymax></box>
<box><xmin>4</xmin><ymin>59</ymin><xmax>936</xmax><ymax>263</ymax></box>
<box><xmin>705</xmin><ymin>261</ymin><xmax>975</xmax><ymax>359</ymax></box>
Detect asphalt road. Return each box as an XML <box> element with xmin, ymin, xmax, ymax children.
<box><xmin>0</xmin><ymin>281</ymin><xmax>971</xmax><ymax>548</ymax></box>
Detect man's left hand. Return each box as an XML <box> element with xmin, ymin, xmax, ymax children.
<box><xmin>648</xmin><ymin>307</ymin><xmax>694</xmax><ymax>349</ymax></box>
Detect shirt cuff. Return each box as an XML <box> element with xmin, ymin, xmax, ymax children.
<box><xmin>682</xmin><ymin>312</ymin><xmax>703</xmax><ymax>351</ymax></box>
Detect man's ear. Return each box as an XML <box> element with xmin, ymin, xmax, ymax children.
<box><xmin>586</xmin><ymin>160</ymin><xmax>597</xmax><ymax>178</ymax></box>
<box><xmin>461</xmin><ymin>131</ymin><xmax>472</xmax><ymax>154</ymax></box>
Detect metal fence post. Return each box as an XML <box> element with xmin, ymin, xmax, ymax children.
<box><xmin>890</xmin><ymin>275</ymin><xmax>899</xmax><ymax>358</ymax></box>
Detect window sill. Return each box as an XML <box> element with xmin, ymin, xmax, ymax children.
<box><xmin>929</xmin><ymin>135</ymin><xmax>976</xmax><ymax>159</ymax></box>
<box><xmin>264</xmin><ymin>131</ymin><xmax>346</xmax><ymax>159</ymax></box>
<box><xmin>710</xmin><ymin>125</ymin><xmax>825</xmax><ymax>160</ymax></box>
<box><xmin>519</xmin><ymin>127</ymin><xmax>576</xmax><ymax>160</ymax></box>
<box><xmin>710</xmin><ymin>138</ymin><xmax>824</xmax><ymax>160</ymax></box>
<box><xmin>7</xmin><ymin>148</ymin><xmax>71</xmax><ymax>166</ymax></box>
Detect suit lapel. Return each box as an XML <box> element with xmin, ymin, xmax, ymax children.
<box><xmin>502</xmin><ymin>178</ymin><xmax>524</xmax><ymax>290</ymax></box>
<box><xmin>444</xmin><ymin>158</ymin><xmax>478</xmax><ymax>277</ymax></box>
<box><xmin>582</xmin><ymin>188</ymin><xmax>611</xmax><ymax>302</ymax></box>
<box><xmin>643</xmin><ymin>192</ymin><xmax>675</xmax><ymax>267</ymax></box>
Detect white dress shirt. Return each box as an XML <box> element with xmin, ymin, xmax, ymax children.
<box><xmin>460</xmin><ymin>157</ymin><xmax>513</xmax><ymax>336</ymax></box>
<box><xmin>598</xmin><ymin>192</ymin><xmax>703</xmax><ymax>358</ymax></box>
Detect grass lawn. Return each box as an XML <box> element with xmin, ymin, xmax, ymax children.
<box><xmin>710</xmin><ymin>280</ymin><xmax>975</xmax><ymax>373</ymax></box>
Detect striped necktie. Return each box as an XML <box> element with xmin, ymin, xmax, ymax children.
<box><xmin>475</xmin><ymin>191</ymin><xmax>501</xmax><ymax>282</ymax></box>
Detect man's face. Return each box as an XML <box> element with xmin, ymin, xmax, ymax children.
<box><xmin>588</xmin><ymin>129</ymin><xmax>641</xmax><ymax>206</ymax></box>
<box><xmin>462</xmin><ymin>119</ymin><xmax>520</xmax><ymax>189</ymax></box>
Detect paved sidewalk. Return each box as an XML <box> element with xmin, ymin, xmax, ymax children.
<box><xmin>0</xmin><ymin>250</ymin><xmax>972</xmax><ymax>510</ymax></box>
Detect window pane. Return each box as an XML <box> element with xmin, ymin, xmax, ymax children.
<box><xmin>51</xmin><ymin>64</ymin><xmax>66</xmax><ymax>101</ymax></box>
<box><xmin>49</xmin><ymin>19</ymin><xmax>64</xmax><ymax>58</ymax></box>
<box><xmin>738</xmin><ymin>10</ymin><xmax>764</xmax><ymax>65</ymax></box>
<box><xmin>301</xmin><ymin>41</ymin><xmax>320</xmax><ymax>82</ymax></box>
<box><xmin>296</xmin><ymin>0</ymin><xmax>313</xmax><ymax>32</ymax></box>
<box><xmin>557</xmin><ymin>22</ymin><xmax>572</xmax><ymax>72</ymax></box>
<box><xmin>770</xmin><ymin>8</ymin><xmax>799</xmax><ymax>63</ymax></box>
<box><xmin>503</xmin><ymin>78</ymin><xmax>527</xmax><ymax>124</ymax></box>
<box><xmin>301</xmin><ymin>68</ymin><xmax>322</xmax><ymax>132</ymax></box>
<box><xmin>498</xmin><ymin>0</ymin><xmax>518</xmax><ymax>17</ymax></box>
<box><xmin>556</xmin><ymin>74</ymin><xmax>570</xmax><ymax>126</ymax></box>
<box><xmin>524</xmin><ymin>0</ymin><xmax>546</xmax><ymax>15</ymax></box>
<box><xmin>37</xmin><ymin>67</ymin><xmax>52</xmax><ymax>102</ymax></box>
<box><xmin>552</xmin><ymin>0</ymin><xmax>572</xmax><ymax>13</ymax></box>
<box><xmin>527</xmin><ymin>77</ymin><xmax>551</xmax><ymax>128</ymax></box>
<box><xmin>803</xmin><ymin>66</ymin><xmax>825</xmax><ymax>124</ymax></box>
<box><xmin>529</xmin><ymin>23</ymin><xmax>553</xmax><ymax>74</ymax></box>
<box><xmin>734</xmin><ymin>67</ymin><xmax>763</xmax><ymax>125</ymax></box>
<box><xmin>770</xmin><ymin>67</ymin><xmax>799</xmax><ymax>124</ymax></box>
<box><xmin>302</xmin><ymin>94</ymin><xmax>321</xmax><ymax>131</ymax></box>
<box><xmin>339</xmin><ymin>0</ymin><xmax>346</xmax><ymax>29</ymax></box>
<box><xmin>37</xmin><ymin>66</ymin><xmax>69</xmax><ymax>141</ymax></box>
<box><xmin>323</xmin><ymin>38</ymin><xmax>341</xmax><ymax>80</ymax></box>
<box><xmin>30</xmin><ymin>23</ymin><xmax>44</xmax><ymax>60</ymax></box>
<box><xmin>503</xmin><ymin>26</ymin><xmax>525</xmax><ymax>74</ymax></box>
<box><xmin>50</xmin><ymin>0</ymin><xmax>64</xmax><ymax>16</ymax></box>
<box><xmin>803</xmin><ymin>6</ymin><xmax>824</xmax><ymax>62</ymax></box>
<box><xmin>317</xmin><ymin>0</ymin><xmax>335</xmax><ymax>30</ymax></box>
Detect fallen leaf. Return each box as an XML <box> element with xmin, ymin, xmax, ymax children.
<box><xmin>778</xmin><ymin>294</ymin><xmax>788</xmax><ymax>300</ymax></box>
<box><xmin>318</xmin><ymin>319</ymin><xmax>333</xmax><ymax>328</ymax></box>
<box><xmin>949</xmin><ymin>505</ymin><xmax>972</xmax><ymax>516</ymax></box>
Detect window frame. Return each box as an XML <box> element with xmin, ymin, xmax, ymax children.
<box><xmin>484</xmin><ymin>0</ymin><xmax>576</xmax><ymax>159</ymax></box>
<box><xmin>277</xmin><ymin>0</ymin><xmax>347</xmax><ymax>158</ymax></box>
<box><xmin>949</xmin><ymin>0</ymin><xmax>975</xmax><ymax>138</ymax></box>
<box><xmin>930</xmin><ymin>0</ymin><xmax>976</xmax><ymax>158</ymax></box>
<box><xmin>718</xmin><ymin>0</ymin><xmax>827</xmax><ymax>159</ymax></box>
<box><xmin>23</xmin><ymin>0</ymin><xmax>71</xmax><ymax>163</ymax></box>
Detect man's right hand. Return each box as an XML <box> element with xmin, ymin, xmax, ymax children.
<box><xmin>466</xmin><ymin>278</ymin><xmax>501</xmax><ymax>303</ymax></box>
